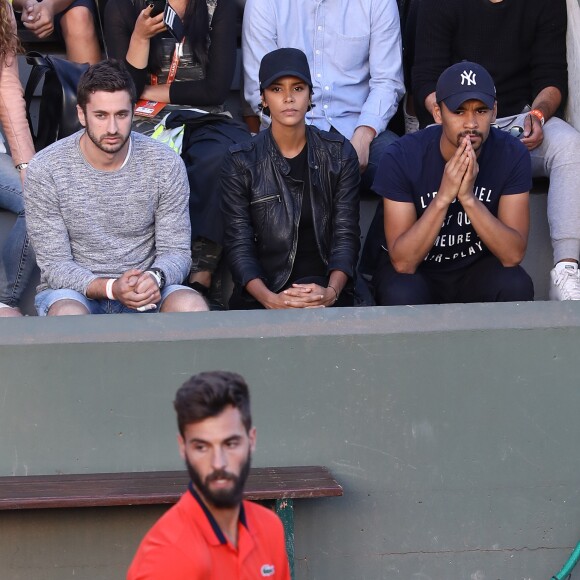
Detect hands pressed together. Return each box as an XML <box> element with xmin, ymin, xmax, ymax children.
<box><xmin>265</xmin><ymin>283</ymin><xmax>338</xmax><ymax>309</ymax></box>
<box><xmin>21</xmin><ymin>0</ymin><xmax>56</xmax><ymax>39</ymax></box>
<box><xmin>112</xmin><ymin>269</ymin><xmax>161</xmax><ymax>311</ymax></box>
<box><xmin>439</xmin><ymin>135</ymin><xmax>479</xmax><ymax>206</ymax></box>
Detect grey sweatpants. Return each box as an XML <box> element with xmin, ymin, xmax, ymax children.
<box><xmin>497</xmin><ymin>113</ymin><xmax>580</xmax><ymax>264</ymax></box>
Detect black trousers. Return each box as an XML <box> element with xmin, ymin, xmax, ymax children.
<box><xmin>374</xmin><ymin>252</ymin><xmax>534</xmax><ymax>305</ymax></box>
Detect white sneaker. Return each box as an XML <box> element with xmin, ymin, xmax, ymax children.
<box><xmin>550</xmin><ymin>263</ymin><xmax>580</xmax><ymax>300</ymax></box>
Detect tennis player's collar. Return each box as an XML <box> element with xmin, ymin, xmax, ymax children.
<box><xmin>188</xmin><ymin>482</ymin><xmax>248</xmax><ymax>545</ymax></box>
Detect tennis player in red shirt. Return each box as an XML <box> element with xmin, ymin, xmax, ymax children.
<box><xmin>127</xmin><ymin>371</ymin><xmax>290</xmax><ymax>580</ymax></box>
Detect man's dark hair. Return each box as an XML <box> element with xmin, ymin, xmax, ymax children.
<box><xmin>174</xmin><ymin>371</ymin><xmax>252</xmax><ymax>435</ymax></box>
<box><xmin>77</xmin><ymin>59</ymin><xmax>137</xmax><ymax>111</ymax></box>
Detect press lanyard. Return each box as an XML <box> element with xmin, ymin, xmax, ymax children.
<box><xmin>150</xmin><ymin>38</ymin><xmax>185</xmax><ymax>86</ymax></box>
<box><xmin>134</xmin><ymin>38</ymin><xmax>185</xmax><ymax>118</ymax></box>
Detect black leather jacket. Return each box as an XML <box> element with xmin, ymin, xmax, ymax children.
<box><xmin>221</xmin><ymin>126</ymin><xmax>360</xmax><ymax>292</ymax></box>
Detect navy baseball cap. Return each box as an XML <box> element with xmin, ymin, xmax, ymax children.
<box><xmin>259</xmin><ymin>48</ymin><xmax>313</xmax><ymax>92</ymax></box>
<box><xmin>436</xmin><ymin>61</ymin><xmax>496</xmax><ymax>111</ymax></box>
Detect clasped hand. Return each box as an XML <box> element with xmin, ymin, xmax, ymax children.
<box><xmin>21</xmin><ymin>0</ymin><xmax>55</xmax><ymax>39</ymax></box>
<box><xmin>113</xmin><ymin>269</ymin><xmax>161</xmax><ymax>309</ymax></box>
<box><xmin>439</xmin><ymin>136</ymin><xmax>479</xmax><ymax>205</ymax></box>
<box><xmin>268</xmin><ymin>283</ymin><xmax>336</xmax><ymax>309</ymax></box>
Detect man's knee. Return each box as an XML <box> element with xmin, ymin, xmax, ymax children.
<box><xmin>540</xmin><ymin>117</ymin><xmax>580</xmax><ymax>167</ymax></box>
<box><xmin>160</xmin><ymin>289</ymin><xmax>210</xmax><ymax>313</ymax></box>
<box><xmin>60</xmin><ymin>6</ymin><xmax>98</xmax><ymax>43</ymax></box>
<box><xmin>0</xmin><ymin>305</ymin><xmax>22</xmax><ymax>318</ymax></box>
<box><xmin>47</xmin><ymin>299</ymin><xmax>90</xmax><ymax>316</ymax></box>
<box><xmin>374</xmin><ymin>270</ymin><xmax>432</xmax><ymax>306</ymax></box>
<box><xmin>494</xmin><ymin>266</ymin><xmax>534</xmax><ymax>302</ymax></box>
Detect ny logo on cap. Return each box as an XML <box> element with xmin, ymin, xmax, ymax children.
<box><xmin>460</xmin><ymin>70</ymin><xmax>477</xmax><ymax>86</ymax></box>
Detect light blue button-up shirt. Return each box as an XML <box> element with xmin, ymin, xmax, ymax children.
<box><xmin>242</xmin><ymin>0</ymin><xmax>405</xmax><ymax>140</ymax></box>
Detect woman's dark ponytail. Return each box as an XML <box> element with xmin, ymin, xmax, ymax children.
<box><xmin>184</xmin><ymin>0</ymin><xmax>210</xmax><ymax>70</ymax></box>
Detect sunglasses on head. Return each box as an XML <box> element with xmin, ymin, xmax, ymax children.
<box><xmin>491</xmin><ymin>121</ymin><xmax>524</xmax><ymax>139</ymax></box>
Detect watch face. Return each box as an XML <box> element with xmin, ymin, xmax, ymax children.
<box><xmin>149</xmin><ymin>268</ymin><xmax>165</xmax><ymax>288</ymax></box>
<box><xmin>155</xmin><ymin>269</ymin><xmax>166</xmax><ymax>288</ymax></box>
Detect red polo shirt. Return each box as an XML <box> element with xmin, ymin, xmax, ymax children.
<box><xmin>127</xmin><ymin>484</ymin><xmax>290</xmax><ymax>579</ymax></box>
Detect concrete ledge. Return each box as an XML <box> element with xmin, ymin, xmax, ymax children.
<box><xmin>1</xmin><ymin>303</ymin><xmax>580</xmax><ymax>578</ymax></box>
<box><xmin>1</xmin><ymin>300</ymin><xmax>580</xmax><ymax>346</ymax></box>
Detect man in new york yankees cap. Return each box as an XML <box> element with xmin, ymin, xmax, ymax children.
<box><xmin>413</xmin><ymin>0</ymin><xmax>580</xmax><ymax>301</ymax></box>
<box><xmin>370</xmin><ymin>61</ymin><xmax>534</xmax><ymax>305</ymax></box>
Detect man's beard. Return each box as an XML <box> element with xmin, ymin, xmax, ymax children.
<box><xmin>85</xmin><ymin>120</ymin><xmax>130</xmax><ymax>155</ymax></box>
<box><xmin>187</xmin><ymin>451</ymin><xmax>252</xmax><ymax>509</ymax></box>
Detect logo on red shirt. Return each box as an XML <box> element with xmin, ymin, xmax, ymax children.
<box><xmin>261</xmin><ymin>564</ymin><xmax>275</xmax><ymax>576</ymax></box>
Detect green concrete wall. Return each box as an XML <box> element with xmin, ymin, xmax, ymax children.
<box><xmin>1</xmin><ymin>303</ymin><xmax>580</xmax><ymax>579</ymax></box>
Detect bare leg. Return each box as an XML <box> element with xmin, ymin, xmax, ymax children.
<box><xmin>160</xmin><ymin>289</ymin><xmax>209</xmax><ymax>313</ymax></box>
<box><xmin>0</xmin><ymin>304</ymin><xmax>22</xmax><ymax>317</ymax></box>
<box><xmin>59</xmin><ymin>6</ymin><xmax>101</xmax><ymax>64</ymax></box>
<box><xmin>47</xmin><ymin>299</ymin><xmax>90</xmax><ymax>316</ymax></box>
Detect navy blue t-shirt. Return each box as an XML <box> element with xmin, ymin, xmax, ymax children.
<box><xmin>372</xmin><ymin>125</ymin><xmax>532</xmax><ymax>271</ymax></box>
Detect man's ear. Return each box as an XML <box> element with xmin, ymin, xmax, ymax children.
<box><xmin>77</xmin><ymin>104</ymin><xmax>86</xmax><ymax>128</ymax></box>
<box><xmin>248</xmin><ymin>426</ymin><xmax>257</xmax><ymax>453</ymax></box>
<box><xmin>177</xmin><ymin>433</ymin><xmax>186</xmax><ymax>460</ymax></box>
<box><xmin>432</xmin><ymin>102</ymin><xmax>443</xmax><ymax>125</ymax></box>
<box><xmin>491</xmin><ymin>101</ymin><xmax>498</xmax><ymax>123</ymax></box>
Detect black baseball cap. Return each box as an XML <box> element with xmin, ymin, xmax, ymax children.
<box><xmin>259</xmin><ymin>48</ymin><xmax>313</xmax><ymax>92</ymax></box>
<box><xmin>436</xmin><ymin>61</ymin><xmax>496</xmax><ymax>111</ymax></box>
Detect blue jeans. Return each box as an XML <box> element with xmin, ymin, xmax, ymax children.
<box><xmin>35</xmin><ymin>285</ymin><xmax>189</xmax><ymax>316</ymax></box>
<box><xmin>361</xmin><ymin>128</ymin><xmax>399</xmax><ymax>194</ymax></box>
<box><xmin>0</xmin><ymin>154</ymin><xmax>36</xmax><ymax>307</ymax></box>
<box><xmin>357</xmin><ymin>129</ymin><xmax>400</xmax><ymax>279</ymax></box>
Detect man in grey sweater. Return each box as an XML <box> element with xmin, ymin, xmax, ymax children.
<box><xmin>24</xmin><ymin>60</ymin><xmax>208</xmax><ymax>316</ymax></box>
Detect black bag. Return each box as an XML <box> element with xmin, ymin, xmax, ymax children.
<box><xmin>165</xmin><ymin>110</ymin><xmax>251</xmax><ymax>243</ymax></box>
<box><xmin>24</xmin><ymin>52</ymin><xmax>89</xmax><ymax>151</ymax></box>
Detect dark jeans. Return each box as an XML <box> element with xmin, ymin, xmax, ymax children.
<box><xmin>374</xmin><ymin>252</ymin><xmax>534</xmax><ymax>305</ymax></box>
<box><xmin>229</xmin><ymin>275</ymin><xmax>355</xmax><ymax>310</ymax></box>
<box><xmin>330</xmin><ymin>126</ymin><xmax>398</xmax><ymax>196</ymax></box>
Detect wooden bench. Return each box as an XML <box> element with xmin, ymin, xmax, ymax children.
<box><xmin>0</xmin><ymin>465</ymin><xmax>342</xmax><ymax>579</ymax></box>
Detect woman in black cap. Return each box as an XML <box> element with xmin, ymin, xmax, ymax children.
<box><xmin>221</xmin><ymin>48</ymin><xmax>360</xmax><ymax>309</ymax></box>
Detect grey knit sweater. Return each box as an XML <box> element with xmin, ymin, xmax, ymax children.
<box><xmin>24</xmin><ymin>131</ymin><xmax>192</xmax><ymax>294</ymax></box>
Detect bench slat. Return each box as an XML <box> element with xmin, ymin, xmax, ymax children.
<box><xmin>0</xmin><ymin>466</ymin><xmax>342</xmax><ymax>510</ymax></box>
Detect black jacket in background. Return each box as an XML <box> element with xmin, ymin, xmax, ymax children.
<box><xmin>221</xmin><ymin>126</ymin><xmax>361</xmax><ymax>293</ymax></box>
